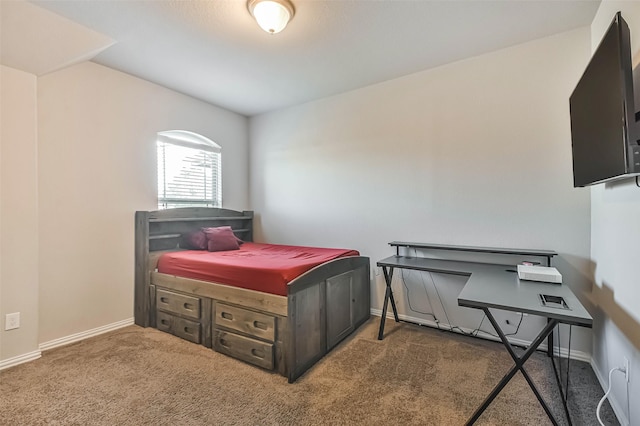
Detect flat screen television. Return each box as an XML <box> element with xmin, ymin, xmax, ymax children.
<box><xmin>569</xmin><ymin>12</ymin><xmax>640</xmax><ymax>187</ymax></box>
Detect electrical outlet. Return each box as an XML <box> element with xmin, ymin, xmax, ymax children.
<box><xmin>5</xmin><ymin>312</ymin><xmax>20</xmax><ymax>330</ymax></box>
<box><xmin>624</xmin><ymin>357</ymin><xmax>630</xmax><ymax>383</ymax></box>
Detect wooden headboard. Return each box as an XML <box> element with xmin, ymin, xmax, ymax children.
<box><xmin>134</xmin><ymin>207</ymin><xmax>253</xmax><ymax>326</ymax></box>
<box><xmin>136</xmin><ymin>207</ymin><xmax>253</xmax><ymax>252</ymax></box>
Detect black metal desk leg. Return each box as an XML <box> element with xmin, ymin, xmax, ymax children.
<box><xmin>545</xmin><ymin>256</ymin><xmax>554</xmax><ymax>358</ymax></box>
<box><xmin>550</xmin><ymin>325</ymin><xmax>574</xmax><ymax>426</ymax></box>
<box><xmin>377</xmin><ymin>266</ymin><xmax>398</xmax><ymax>340</ymax></box>
<box><xmin>383</xmin><ymin>267</ymin><xmax>400</xmax><ymax>322</ymax></box>
<box><xmin>465</xmin><ymin>311</ymin><xmax>559</xmax><ymax>426</ymax></box>
<box><xmin>485</xmin><ymin>310</ymin><xmax>560</xmax><ymax>425</ymax></box>
<box><xmin>547</xmin><ymin>318</ymin><xmax>554</xmax><ymax>357</ymax></box>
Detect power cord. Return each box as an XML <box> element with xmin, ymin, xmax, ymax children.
<box><xmin>400</xmin><ymin>269</ymin><xmax>436</xmax><ymax>318</ymax></box>
<box><xmin>400</xmin><ymin>250</ymin><xmax>525</xmax><ymax>339</ymax></box>
<box><xmin>427</xmin><ymin>270</ymin><xmax>525</xmax><ymax>338</ymax></box>
<box><xmin>505</xmin><ymin>312</ymin><xmax>524</xmax><ymax>337</ymax></box>
<box><xmin>425</xmin><ymin>269</ymin><xmax>486</xmax><ymax>336</ymax></box>
<box><xmin>400</xmin><ymin>267</ymin><xmax>487</xmax><ymax>336</ymax></box>
<box><xmin>596</xmin><ymin>366</ymin><xmax>626</xmax><ymax>425</ymax></box>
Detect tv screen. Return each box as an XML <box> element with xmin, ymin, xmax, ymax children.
<box><xmin>569</xmin><ymin>12</ymin><xmax>639</xmax><ymax>187</ymax></box>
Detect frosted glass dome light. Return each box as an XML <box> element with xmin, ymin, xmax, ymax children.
<box><xmin>248</xmin><ymin>0</ymin><xmax>295</xmax><ymax>34</ymax></box>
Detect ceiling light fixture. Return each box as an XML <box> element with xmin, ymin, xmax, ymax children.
<box><xmin>248</xmin><ymin>0</ymin><xmax>295</xmax><ymax>35</ymax></box>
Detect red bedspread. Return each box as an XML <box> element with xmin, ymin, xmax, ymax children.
<box><xmin>157</xmin><ymin>242</ymin><xmax>359</xmax><ymax>296</ymax></box>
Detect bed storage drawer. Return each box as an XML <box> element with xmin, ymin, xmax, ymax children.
<box><xmin>157</xmin><ymin>311</ymin><xmax>201</xmax><ymax>344</ymax></box>
<box><xmin>156</xmin><ymin>288</ymin><xmax>201</xmax><ymax>319</ymax></box>
<box><xmin>213</xmin><ymin>330</ymin><xmax>274</xmax><ymax>370</ymax></box>
<box><xmin>214</xmin><ymin>302</ymin><xmax>275</xmax><ymax>342</ymax></box>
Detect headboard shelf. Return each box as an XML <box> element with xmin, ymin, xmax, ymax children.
<box><xmin>138</xmin><ymin>208</ymin><xmax>255</xmax><ymax>255</ymax></box>
<box><xmin>150</xmin><ymin>215</ymin><xmax>253</xmax><ymax>223</ymax></box>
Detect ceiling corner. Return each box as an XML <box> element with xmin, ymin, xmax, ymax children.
<box><xmin>0</xmin><ymin>0</ymin><xmax>115</xmax><ymax>76</ymax></box>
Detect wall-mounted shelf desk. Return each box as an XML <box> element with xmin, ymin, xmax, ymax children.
<box><xmin>376</xmin><ymin>242</ymin><xmax>591</xmax><ymax>426</ymax></box>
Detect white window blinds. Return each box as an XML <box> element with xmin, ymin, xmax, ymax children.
<box><xmin>156</xmin><ymin>131</ymin><xmax>221</xmax><ymax>209</ymax></box>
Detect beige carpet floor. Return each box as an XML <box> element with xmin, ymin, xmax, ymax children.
<box><xmin>0</xmin><ymin>319</ymin><xmax>617</xmax><ymax>425</ymax></box>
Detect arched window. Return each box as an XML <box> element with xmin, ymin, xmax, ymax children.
<box><xmin>156</xmin><ymin>130</ymin><xmax>221</xmax><ymax>209</ymax></box>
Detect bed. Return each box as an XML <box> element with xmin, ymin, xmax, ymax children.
<box><xmin>134</xmin><ymin>207</ymin><xmax>370</xmax><ymax>382</ymax></box>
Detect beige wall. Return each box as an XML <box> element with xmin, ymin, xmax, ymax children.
<box><xmin>589</xmin><ymin>3</ymin><xmax>640</xmax><ymax>425</ymax></box>
<box><xmin>37</xmin><ymin>61</ymin><xmax>249</xmax><ymax>343</ymax></box>
<box><xmin>0</xmin><ymin>65</ymin><xmax>39</xmax><ymax>361</ymax></box>
<box><xmin>250</xmin><ymin>28</ymin><xmax>593</xmax><ymax>354</ymax></box>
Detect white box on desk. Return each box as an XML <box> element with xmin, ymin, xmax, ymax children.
<box><xmin>517</xmin><ymin>265</ymin><xmax>562</xmax><ymax>284</ymax></box>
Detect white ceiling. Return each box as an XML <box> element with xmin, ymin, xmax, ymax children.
<box><xmin>25</xmin><ymin>0</ymin><xmax>600</xmax><ymax>116</ymax></box>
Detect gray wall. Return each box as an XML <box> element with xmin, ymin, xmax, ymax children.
<box><xmin>589</xmin><ymin>3</ymin><xmax>640</xmax><ymax>425</ymax></box>
<box><xmin>0</xmin><ymin>65</ymin><xmax>39</xmax><ymax>362</ymax></box>
<box><xmin>250</xmin><ymin>28</ymin><xmax>593</xmax><ymax>355</ymax></box>
<box><xmin>36</xmin><ymin>61</ymin><xmax>249</xmax><ymax>344</ymax></box>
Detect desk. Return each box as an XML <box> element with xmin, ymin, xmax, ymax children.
<box><xmin>387</xmin><ymin>241</ymin><xmax>560</xmax><ymax>354</ymax></box>
<box><xmin>376</xmin><ymin>253</ymin><xmax>592</xmax><ymax>425</ymax></box>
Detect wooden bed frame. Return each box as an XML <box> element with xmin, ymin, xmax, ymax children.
<box><xmin>134</xmin><ymin>207</ymin><xmax>370</xmax><ymax>382</ymax></box>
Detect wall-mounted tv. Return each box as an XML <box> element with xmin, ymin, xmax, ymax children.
<box><xmin>570</xmin><ymin>12</ymin><xmax>640</xmax><ymax>187</ymax></box>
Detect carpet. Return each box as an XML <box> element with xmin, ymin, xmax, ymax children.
<box><xmin>0</xmin><ymin>318</ymin><xmax>618</xmax><ymax>425</ymax></box>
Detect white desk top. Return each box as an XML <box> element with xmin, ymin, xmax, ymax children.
<box><xmin>377</xmin><ymin>255</ymin><xmax>592</xmax><ymax>327</ymax></box>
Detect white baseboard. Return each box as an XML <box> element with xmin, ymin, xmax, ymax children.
<box><xmin>590</xmin><ymin>359</ymin><xmax>629</xmax><ymax>426</ymax></box>
<box><xmin>39</xmin><ymin>317</ymin><xmax>134</xmax><ymax>352</ymax></box>
<box><xmin>0</xmin><ymin>349</ymin><xmax>42</xmax><ymax>371</ymax></box>
<box><xmin>370</xmin><ymin>308</ymin><xmax>591</xmax><ymax>363</ymax></box>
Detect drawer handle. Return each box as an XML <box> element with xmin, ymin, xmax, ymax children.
<box><xmin>253</xmin><ymin>321</ymin><xmax>268</xmax><ymax>330</ymax></box>
<box><xmin>220</xmin><ymin>338</ymin><xmax>229</xmax><ymax>348</ymax></box>
<box><xmin>183</xmin><ymin>302</ymin><xmax>193</xmax><ymax>310</ymax></box>
<box><xmin>221</xmin><ymin>312</ymin><xmax>233</xmax><ymax>320</ymax></box>
<box><xmin>160</xmin><ymin>319</ymin><xmax>169</xmax><ymax>325</ymax></box>
<box><xmin>251</xmin><ymin>348</ymin><xmax>265</xmax><ymax>359</ymax></box>
<box><xmin>160</xmin><ymin>297</ymin><xmax>168</xmax><ymax>304</ymax></box>
<box><xmin>184</xmin><ymin>327</ymin><xmax>191</xmax><ymax>333</ymax></box>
